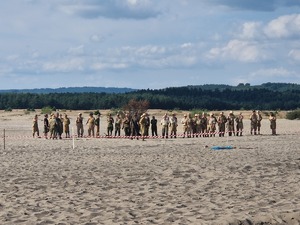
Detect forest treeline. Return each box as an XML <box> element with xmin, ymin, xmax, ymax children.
<box><xmin>1</xmin><ymin>82</ymin><xmax>300</xmax><ymax>111</ymax></box>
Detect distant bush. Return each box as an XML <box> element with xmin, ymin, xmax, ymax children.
<box><xmin>4</xmin><ymin>107</ymin><xmax>12</xmax><ymax>112</ymax></box>
<box><xmin>286</xmin><ymin>109</ymin><xmax>300</xmax><ymax>120</ymax></box>
<box><xmin>41</xmin><ymin>106</ymin><xmax>54</xmax><ymax>114</ymax></box>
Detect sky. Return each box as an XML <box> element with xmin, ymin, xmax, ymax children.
<box><xmin>1</xmin><ymin>0</ymin><xmax>300</xmax><ymax>90</ymax></box>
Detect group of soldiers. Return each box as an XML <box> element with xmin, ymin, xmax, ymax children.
<box><xmin>32</xmin><ymin>110</ymin><xmax>277</xmax><ymax>139</ymax></box>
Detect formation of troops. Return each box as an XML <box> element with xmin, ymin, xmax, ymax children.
<box><xmin>32</xmin><ymin>110</ymin><xmax>277</xmax><ymax>139</ymax></box>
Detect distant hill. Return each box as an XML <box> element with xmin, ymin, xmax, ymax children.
<box><xmin>0</xmin><ymin>87</ymin><xmax>136</xmax><ymax>94</ymax></box>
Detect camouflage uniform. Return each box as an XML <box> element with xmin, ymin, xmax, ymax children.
<box><xmin>122</xmin><ymin>114</ymin><xmax>131</xmax><ymax>137</ymax></box>
<box><xmin>193</xmin><ymin>114</ymin><xmax>201</xmax><ymax>137</ymax></box>
<box><xmin>64</xmin><ymin>114</ymin><xmax>71</xmax><ymax>138</ymax></box>
<box><xmin>227</xmin><ymin>111</ymin><xmax>235</xmax><ymax>136</ymax></box>
<box><xmin>249</xmin><ymin>111</ymin><xmax>258</xmax><ymax>135</ymax></box>
<box><xmin>107</xmin><ymin>114</ymin><xmax>114</xmax><ymax>136</ymax></box>
<box><xmin>32</xmin><ymin>115</ymin><xmax>39</xmax><ymax>138</ymax></box>
<box><xmin>43</xmin><ymin>114</ymin><xmax>49</xmax><ymax>139</ymax></box>
<box><xmin>235</xmin><ymin>113</ymin><xmax>244</xmax><ymax>136</ymax></box>
<box><xmin>269</xmin><ymin>113</ymin><xmax>276</xmax><ymax>135</ymax></box>
<box><xmin>86</xmin><ymin>113</ymin><xmax>95</xmax><ymax>137</ymax></box>
<box><xmin>95</xmin><ymin>114</ymin><xmax>100</xmax><ymax>137</ymax></box>
<box><xmin>200</xmin><ymin>113</ymin><xmax>208</xmax><ymax>137</ymax></box>
<box><xmin>139</xmin><ymin>113</ymin><xmax>148</xmax><ymax>140</ymax></box>
<box><xmin>207</xmin><ymin>113</ymin><xmax>217</xmax><ymax>137</ymax></box>
<box><xmin>115</xmin><ymin>114</ymin><xmax>122</xmax><ymax>136</ymax></box>
<box><xmin>169</xmin><ymin>113</ymin><xmax>178</xmax><ymax>138</ymax></box>
<box><xmin>76</xmin><ymin>113</ymin><xmax>84</xmax><ymax>138</ymax></box>
<box><xmin>217</xmin><ymin>112</ymin><xmax>227</xmax><ymax>137</ymax></box>
<box><xmin>161</xmin><ymin>114</ymin><xmax>170</xmax><ymax>138</ymax></box>
<box><xmin>257</xmin><ymin>111</ymin><xmax>263</xmax><ymax>135</ymax></box>
<box><xmin>49</xmin><ymin>114</ymin><xmax>57</xmax><ymax>139</ymax></box>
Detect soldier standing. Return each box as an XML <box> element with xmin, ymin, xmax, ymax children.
<box><xmin>151</xmin><ymin>116</ymin><xmax>158</xmax><ymax>137</ymax></box>
<box><xmin>217</xmin><ymin>112</ymin><xmax>227</xmax><ymax>137</ymax></box>
<box><xmin>95</xmin><ymin>113</ymin><xmax>100</xmax><ymax>137</ymax></box>
<box><xmin>76</xmin><ymin>113</ymin><xmax>84</xmax><ymax>138</ymax></box>
<box><xmin>161</xmin><ymin>113</ymin><xmax>170</xmax><ymax>138</ymax></box>
<box><xmin>49</xmin><ymin>114</ymin><xmax>57</xmax><ymax>139</ymax></box>
<box><xmin>249</xmin><ymin>110</ymin><xmax>258</xmax><ymax>135</ymax></box>
<box><xmin>107</xmin><ymin>113</ymin><xmax>114</xmax><ymax>136</ymax></box>
<box><xmin>269</xmin><ymin>112</ymin><xmax>277</xmax><ymax>135</ymax></box>
<box><xmin>139</xmin><ymin>113</ymin><xmax>148</xmax><ymax>140</ymax></box>
<box><xmin>181</xmin><ymin>114</ymin><xmax>191</xmax><ymax>138</ymax></box>
<box><xmin>227</xmin><ymin>111</ymin><xmax>235</xmax><ymax>136</ymax></box>
<box><xmin>43</xmin><ymin>114</ymin><xmax>49</xmax><ymax>139</ymax></box>
<box><xmin>32</xmin><ymin>114</ymin><xmax>39</xmax><ymax>138</ymax></box>
<box><xmin>130</xmin><ymin>113</ymin><xmax>140</xmax><ymax>139</ymax></box>
<box><xmin>169</xmin><ymin>113</ymin><xmax>178</xmax><ymax>138</ymax></box>
<box><xmin>207</xmin><ymin>113</ymin><xmax>217</xmax><ymax>137</ymax></box>
<box><xmin>257</xmin><ymin>110</ymin><xmax>263</xmax><ymax>135</ymax></box>
<box><xmin>193</xmin><ymin>114</ymin><xmax>201</xmax><ymax>137</ymax></box>
<box><xmin>200</xmin><ymin>112</ymin><xmax>208</xmax><ymax>137</ymax></box>
<box><xmin>55</xmin><ymin>112</ymin><xmax>63</xmax><ymax>139</ymax></box>
<box><xmin>235</xmin><ymin>112</ymin><xmax>244</xmax><ymax>136</ymax></box>
<box><xmin>64</xmin><ymin>114</ymin><xmax>71</xmax><ymax>138</ymax></box>
<box><xmin>115</xmin><ymin>114</ymin><xmax>122</xmax><ymax>136</ymax></box>
<box><xmin>86</xmin><ymin>112</ymin><xmax>95</xmax><ymax>137</ymax></box>
<box><xmin>122</xmin><ymin>113</ymin><xmax>131</xmax><ymax>137</ymax></box>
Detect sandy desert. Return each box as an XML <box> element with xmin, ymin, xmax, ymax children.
<box><xmin>0</xmin><ymin>109</ymin><xmax>299</xmax><ymax>225</ymax></box>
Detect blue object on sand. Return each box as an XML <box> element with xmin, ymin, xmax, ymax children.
<box><xmin>211</xmin><ymin>146</ymin><xmax>234</xmax><ymax>150</ymax></box>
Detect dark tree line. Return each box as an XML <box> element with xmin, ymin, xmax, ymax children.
<box><xmin>1</xmin><ymin>83</ymin><xmax>300</xmax><ymax>110</ymax></box>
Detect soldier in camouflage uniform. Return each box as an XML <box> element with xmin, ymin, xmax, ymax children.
<box><xmin>207</xmin><ymin>113</ymin><xmax>217</xmax><ymax>137</ymax></box>
<box><xmin>200</xmin><ymin>112</ymin><xmax>208</xmax><ymax>137</ymax></box>
<box><xmin>249</xmin><ymin>110</ymin><xmax>258</xmax><ymax>135</ymax></box>
<box><xmin>235</xmin><ymin>112</ymin><xmax>244</xmax><ymax>136</ymax></box>
<box><xmin>217</xmin><ymin>112</ymin><xmax>227</xmax><ymax>137</ymax></box>
<box><xmin>257</xmin><ymin>110</ymin><xmax>263</xmax><ymax>135</ymax></box>
<box><xmin>269</xmin><ymin>112</ymin><xmax>276</xmax><ymax>135</ymax></box>
<box><xmin>169</xmin><ymin>113</ymin><xmax>178</xmax><ymax>138</ymax></box>
<box><xmin>227</xmin><ymin>111</ymin><xmax>235</xmax><ymax>136</ymax></box>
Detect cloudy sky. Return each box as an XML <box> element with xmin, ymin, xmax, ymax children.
<box><xmin>1</xmin><ymin>0</ymin><xmax>300</xmax><ymax>90</ymax></box>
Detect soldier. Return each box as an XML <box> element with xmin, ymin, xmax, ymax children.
<box><xmin>139</xmin><ymin>113</ymin><xmax>148</xmax><ymax>140</ymax></box>
<box><xmin>32</xmin><ymin>114</ymin><xmax>39</xmax><ymax>138</ymax></box>
<box><xmin>249</xmin><ymin>110</ymin><xmax>258</xmax><ymax>135</ymax></box>
<box><xmin>122</xmin><ymin>113</ymin><xmax>131</xmax><ymax>137</ymax></box>
<box><xmin>145</xmin><ymin>114</ymin><xmax>150</xmax><ymax>136</ymax></box>
<box><xmin>55</xmin><ymin>112</ymin><xmax>63</xmax><ymax>139</ymax></box>
<box><xmin>107</xmin><ymin>113</ymin><xmax>114</xmax><ymax>136</ymax></box>
<box><xmin>130</xmin><ymin>113</ymin><xmax>140</xmax><ymax>139</ymax></box>
<box><xmin>181</xmin><ymin>114</ymin><xmax>191</xmax><ymax>138</ymax></box>
<box><xmin>235</xmin><ymin>112</ymin><xmax>244</xmax><ymax>136</ymax></box>
<box><xmin>49</xmin><ymin>114</ymin><xmax>57</xmax><ymax>139</ymax></box>
<box><xmin>64</xmin><ymin>114</ymin><xmax>71</xmax><ymax>138</ymax></box>
<box><xmin>227</xmin><ymin>111</ymin><xmax>235</xmax><ymax>136</ymax></box>
<box><xmin>193</xmin><ymin>114</ymin><xmax>201</xmax><ymax>137</ymax></box>
<box><xmin>115</xmin><ymin>114</ymin><xmax>122</xmax><ymax>136</ymax></box>
<box><xmin>161</xmin><ymin>113</ymin><xmax>170</xmax><ymax>138</ymax></box>
<box><xmin>169</xmin><ymin>113</ymin><xmax>178</xmax><ymax>138</ymax></box>
<box><xmin>257</xmin><ymin>110</ymin><xmax>263</xmax><ymax>135</ymax></box>
<box><xmin>86</xmin><ymin>112</ymin><xmax>95</xmax><ymax>137</ymax></box>
<box><xmin>76</xmin><ymin>113</ymin><xmax>84</xmax><ymax>138</ymax></box>
<box><xmin>269</xmin><ymin>112</ymin><xmax>276</xmax><ymax>135</ymax></box>
<box><xmin>217</xmin><ymin>112</ymin><xmax>227</xmax><ymax>137</ymax></box>
<box><xmin>207</xmin><ymin>113</ymin><xmax>217</xmax><ymax>137</ymax></box>
<box><xmin>151</xmin><ymin>116</ymin><xmax>158</xmax><ymax>137</ymax></box>
<box><xmin>200</xmin><ymin>112</ymin><xmax>208</xmax><ymax>137</ymax></box>
<box><xmin>43</xmin><ymin>114</ymin><xmax>49</xmax><ymax>139</ymax></box>
<box><xmin>95</xmin><ymin>113</ymin><xmax>101</xmax><ymax>137</ymax></box>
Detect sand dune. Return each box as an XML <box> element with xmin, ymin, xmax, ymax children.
<box><xmin>0</xmin><ymin>110</ymin><xmax>299</xmax><ymax>224</ymax></box>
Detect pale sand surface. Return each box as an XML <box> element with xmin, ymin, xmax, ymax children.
<box><xmin>0</xmin><ymin>110</ymin><xmax>300</xmax><ymax>224</ymax></box>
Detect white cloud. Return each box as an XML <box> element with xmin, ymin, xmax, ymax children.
<box><xmin>207</xmin><ymin>40</ymin><xmax>263</xmax><ymax>62</ymax></box>
<box><xmin>43</xmin><ymin>58</ymin><xmax>85</xmax><ymax>72</ymax></box>
<box><xmin>264</xmin><ymin>14</ymin><xmax>300</xmax><ymax>39</ymax></box>
<box><xmin>250</xmin><ymin>67</ymin><xmax>298</xmax><ymax>79</ymax></box>
<box><xmin>288</xmin><ymin>49</ymin><xmax>300</xmax><ymax>61</ymax></box>
<box><xmin>239</xmin><ymin>22</ymin><xmax>262</xmax><ymax>40</ymax></box>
